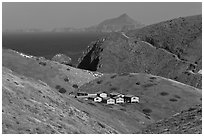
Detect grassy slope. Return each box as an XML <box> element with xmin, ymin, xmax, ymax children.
<box><xmin>2</xmin><ymin>49</ymin><xmax>99</xmax><ymax>93</ymax></box>
<box><xmin>2</xmin><ymin>49</ymin><xmax>151</xmax><ymax>133</ymax></box>
<box><xmin>79</xmin><ymin>73</ymin><xmax>201</xmax><ymax>122</ymax></box>
<box><xmin>2</xmin><ymin>67</ymin><xmax>119</xmax><ymax>134</ymax></box>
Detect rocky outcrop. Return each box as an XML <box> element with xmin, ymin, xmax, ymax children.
<box><xmin>52</xmin><ymin>54</ymin><xmax>72</xmax><ymax>65</ymax></box>
<box><xmin>77</xmin><ymin>15</ymin><xmax>202</xmax><ymax>89</ymax></box>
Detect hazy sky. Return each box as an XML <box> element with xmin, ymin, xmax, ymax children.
<box><xmin>2</xmin><ymin>2</ymin><xmax>202</xmax><ymax>30</ymax></box>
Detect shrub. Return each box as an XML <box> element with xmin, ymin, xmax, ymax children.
<box><xmin>110</xmin><ymin>75</ymin><xmax>117</xmax><ymax>79</ymax></box>
<box><xmin>59</xmin><ymin>88</ymin><xmax>66</xmax><ymax>94</ymax></box>
<box><xmin>136</xmin><ymin>82</ymin><xmax>140</xmax><ymax>85</ymax></box>
<box><xmin>160</xmin><ymin>92</ymin><xmax>169</xmax><ymax>96</ymax></box>
<box><xmin>72</xmin><ymin>84</ymin><xmax>78</xmax><ymax>88</ymax></box>
<box><xmin>143</xmin><ymin>108</ymin><xmax>152</xmax><ymax>114</ymax></box>
<box><xmin>169</xmin><ymin>98</ymin><xmax>178</xmax><ymax>102</ymax></box>
<box><xmin>39</xmin><ymin>62</ymin><xmax>46</xmax><ymax>66</ymax></box>
<box><xmin>64</xmin><ymin>77</ymin><xmax>69</xmax><ymax>82</ymax></box>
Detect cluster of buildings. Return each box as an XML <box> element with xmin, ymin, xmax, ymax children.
<box><xmin>72</xmin><ymin>91</ymin><xmax>139</xmax><ymax>105</ymax></box>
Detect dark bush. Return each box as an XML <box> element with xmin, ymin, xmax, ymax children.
<box><xmin>160</xmin><ymin>92</ymin><xmax>169</xmax><ymax>96</ymax></box>
<box><xmin>59</xmin><ymin>88</ymin><xmax>66</xmax><ymax>94</ymax></box>
<box><xmin>96</xmin><ymin>80</ymin><xmax>102</xmax><ymax>84</ymax></box>
<box><xmin>169</xmin><ymin>98</ymin><xmax>178</xmax><ymax>102</ymax></box>
<box><xmin>64</xmin><ymin>77</ymin><xmax>69</xmax><ymax>82</ymax></box>
<box><xmin>72</xmin><ymin>84</ymin><xmax>78</xmax><ymax>88</ymax></box>
<box><xmin>136</xmin><ymin>82</ymin><xmax>140</xmax><ymax>85</ymax></box>
<box><xmin>110</xmin><ymin>75</ymin><xmax>117</xmax><ymax>79</ymax></box>
<box><xmin>39</xmin><ymin>62</ymin><xmax>46</xmax><ymax>66</ymax></box>
<box><xmin>143</xmin><ymin>108</ymin><xmax>152</xmax><ymax>114</ymax></box>
<box><xmin>120</xmin><ymin>108</ymin><xmax>127</xmax><ymax>111</ymax></box>
<box><xmin>149</xmin><ymin>76</ymin><xmax>157</xmax><ymax>80</ymax></box>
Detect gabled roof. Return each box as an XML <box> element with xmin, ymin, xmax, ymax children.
<box><xmin>113</xmin><ymin>96</ymin><xmax>124</xmax><ymax>99</ymax></box>
<box><xmin>94</xmin><ymin>96</ymin><xmax>102</xmax><ymax>99</ymax></box>
<box><xmin>124</xmin><ymin>94</ymin><xmax>137</xmax><ymax>97</ymax></box>
<box><xmin>102</xmin><ymin>97</ymin><xmax>114</xmax><ymax>100</ymax></box>
<box><xmin>77</xmin><ymin>91</ymin><xmax>88</xmax><ymax>94</ymax></box>
<box><xmin>96</xmin><ymin>91</ymin><xmax>108</xmax><ymax>94</ymax></box>
<box><xmin>110</xmin><ymin>92</ymin><xmax>121</xmax><ymax>95</ymax></box>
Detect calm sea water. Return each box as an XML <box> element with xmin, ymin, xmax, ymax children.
<box><xmin>2</xmin><ymin>32</ymin><xmax>106</xmax><ymax>65</ymax></box>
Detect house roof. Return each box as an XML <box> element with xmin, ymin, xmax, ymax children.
<box><xmin>102</xmin><ymin>97</ymin><xmax>114</xmax><ymax>100</ymax></box>
<box><xmin>124</xmin><ymin>94</ymin><xmax>137</xmax><ymax>97</ymax></box>
<box><xmin>77</xmin><ymin>91</ymin><xmax>88</xmax><ymax>94</ymax></box>
<box><xmin>96</xmin><ymin>91</ymin><xmax>108</xmax><ymax>94</ymax></box>
<box><xmin>94</xmin><ymin>96</ymin><xmax>102</xmax><ymax>99</ymax></box>
<box><xmin>110</xmin><ymin>92</ymin><xmax>121</xmax><ymax>95</ymax></box>
<box><xmin>113</xmin><ymin>96</ymin><xmax>124</xmax><ymax>99</ymax></box>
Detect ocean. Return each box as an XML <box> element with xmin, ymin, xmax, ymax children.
<box><xmin>2</xmin><ymin>32</ymin><xmax>106</xmax><ymax>65</ymax></box>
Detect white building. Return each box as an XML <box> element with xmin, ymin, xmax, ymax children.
<box><xmin>94</xmin><ymin>97</ymin><xmax>102</xmax><ymax>102</ymax></box>
<box><xmin>114</xmin><ymin>97</ymin><xmax>125</xmax><ymax>104</ymax></box>
<box><xmin>124</xmin><ymin>94</ymin><xmax>139</xmax><ymax>103</ymax></box>
<box><xmin>97</xmin><ymin>92</ymin><xmax>108</xmax><ymax>98</ymax></box>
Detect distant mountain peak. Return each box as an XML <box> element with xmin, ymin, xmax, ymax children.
<box><xmin>52</xmin><ymin>14</ymin><xmax>144</xmax><ymax>33</ymax></box>
<box><xmin>118</xmin><ymin>13</ymin><xmax>129</xmax><ymax>18</ymax></box>
<box><xmin>93</xmin><ymin>14</ymin><xmax>144</xmax><ymax>32</ymax></box>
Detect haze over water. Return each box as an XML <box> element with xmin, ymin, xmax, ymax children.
<box><xmin>2</xmin><ymin>32</ymin><xmax>106</xmax><ymax>65</ymax></box>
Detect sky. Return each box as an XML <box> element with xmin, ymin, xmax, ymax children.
<box><xmin>2</xmin><ymin>2</ymin><xmax>202</xmax><ymax>30</ymax></box>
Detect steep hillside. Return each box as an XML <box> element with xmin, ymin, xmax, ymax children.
<box><xmin>2</xmin><ymin>67</ymin><xmax>118</xmax><ymax>133</ymax></box>
<box><xmin>77</xmin><ymin>15</ymin><xmax>202</xmax><ymax>89</ymax></box>
<box><xmin>2</xmin><ymin>50</ymin><xmax>152</xmax><ymax>133</ymax></box>
<box><xmin>2</xmin><ymin>49</ymin><xmax>101</xmax><ymax>94</ymax></box>
<box><xmin>2</xmin><ymin>49</ymin><xmax>202</xmax><ymax>134</ymax></box>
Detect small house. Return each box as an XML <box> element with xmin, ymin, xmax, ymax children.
<box><xmin>94</xmin><ymin>97</ymin><xmax>102</xmax><ymax>102</ymax></box>
<box><xmin>124</xmin><ymin>94</ymin><xmax>139</xmax><ymax>103</ymax></box>
<box><xmin>102</xmin><ymin>97</ymin><xmax>115</xmax><ymax>104</ymax></box>
<box><xmin>97</xmin><ymin>92</ymin><xmax>108</xmax><ymax>98</ymax></box>
<box><xmin>114</xmin><ymin>96</ymin><xmax>125</xmax><ymax>104</ymax></box>
<box><xmin>88</xmin><ymin>96</ymin><xmax>102</xmax><ymax>102</ymax></box>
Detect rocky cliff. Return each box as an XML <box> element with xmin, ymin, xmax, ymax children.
<box><xmin>77</xmin><ymin>15</ymin><xmax>202</xmax><ymax>89</ymax></box>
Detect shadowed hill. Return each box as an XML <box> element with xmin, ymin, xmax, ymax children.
<box><xmin>77</xmin><ymin>15</ymin><xmax>202</xmax><ymax>89</ymax></box>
